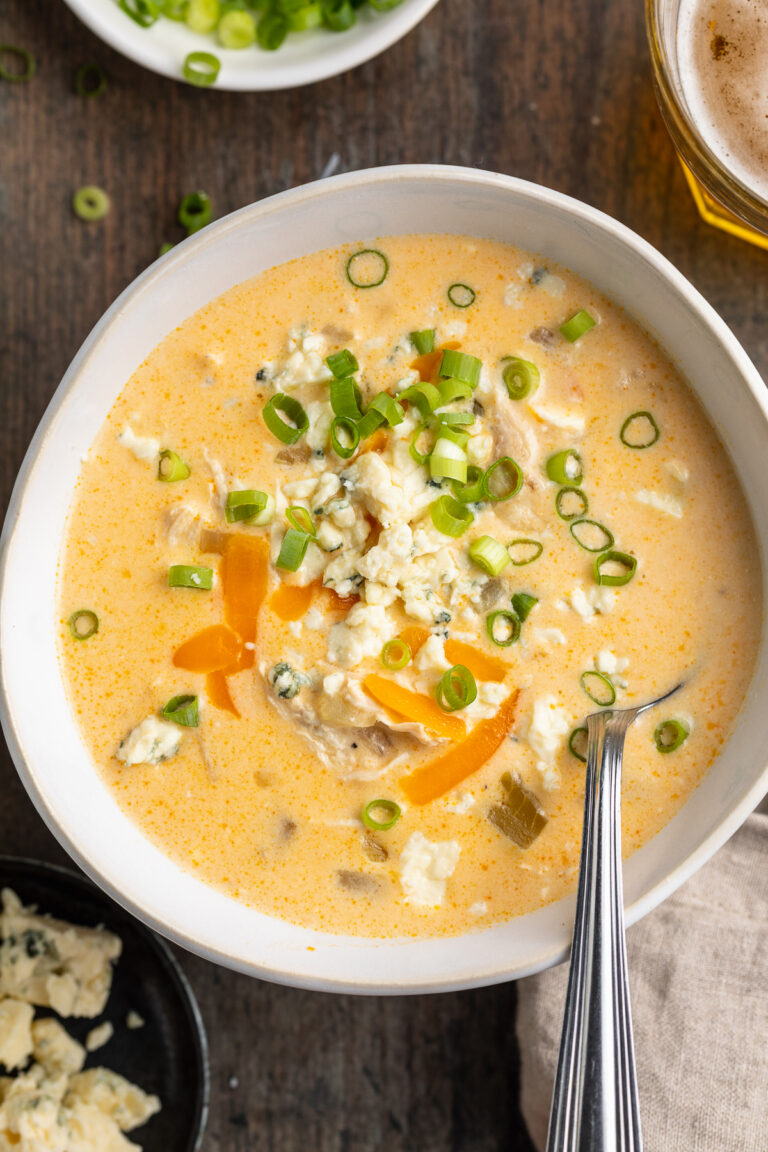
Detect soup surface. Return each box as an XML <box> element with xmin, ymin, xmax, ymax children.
<box><xmin>58</xmin><ymin>234</ymin><xmax>761</xmax><ymax>939</ymax></box>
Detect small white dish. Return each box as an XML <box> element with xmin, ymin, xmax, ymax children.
<box><xmin>61</xmin><ymin>0</ymin><xmax>441</xmax><ymax>91</ymax></box>
<box><xmin>2</xmin><ymin>165</ymin><xmax>767</xmax><ymax>994</ymax></box>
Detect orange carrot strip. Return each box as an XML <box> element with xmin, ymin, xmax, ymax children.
<box><xmin>399</xmin><ymin>626</ymin><xmax>430</xmax><ymax>656</ymax></box>
<box><xmin>444</xmin><ymin>639</ymin><xmax>508</xmax><ymax>683</ymax></box>
<box><xmin>400</xmin><ymin>689</ymin><xmax>520</xmax><ymax>805</ymax></box>
<box><xmin>363</xmin><ymin>674</ymin><xmax>466</xmax><ymax>741</ymax></box>
<box><xmin>206</xmin><ymin>671</ymin><xmax>240</xmax><ymax>718</ymax></box>
<box><xmin>173</xmin><ymin>624</ymin><xmax>243</xmax><ymax>673</ymax></box>
<box><xmin>270</xmin><ymin>582</ymin><xmax>315</xmax><ymax>622</ymax></box>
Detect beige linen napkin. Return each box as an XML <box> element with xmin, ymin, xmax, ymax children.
<box><xmin>516</xmin><ymin>810</ymin><xmax>768</xmax><ymax>1151</ymax></box>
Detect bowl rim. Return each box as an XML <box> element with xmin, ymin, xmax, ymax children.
<box><xmin>60</xmin><ymin>0</ymin><xmax>442</xmax><ymax>92</ymax></box>
<box><xmin>2</xmin><ymin>163</ymin><xmax>768</xmax><ymax>994</ymax></box>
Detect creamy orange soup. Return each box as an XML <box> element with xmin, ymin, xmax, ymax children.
<box><xmin>58</xmin><ymin>234</ymin><xmax>761</xmax><ymax>939</ymax></box>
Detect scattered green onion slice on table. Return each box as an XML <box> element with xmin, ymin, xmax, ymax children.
<box><xmin>546</xmin><ymin>448</ymin><xmax>583</xmax><ymax>485</ymax></box>
<box><xmin>262</xmin><ymin>393</ymin><xmax>308</xmax><ymax>444</ymax></box>
<box><xmin>73</xmin><ymin>186</ymin><xmax>110</xmax><ymax>222</ymax></box>
<box><xmin>286</xmin><ymin>506</ymin><xmax>317</xmax><ymax>539</ymax></box>
<box><xmin>502</xmin><ymin>357</ymin><xmax>540</xmax><ymax>400</ymax></box>
<box><xmin>486</xmin><ymin>610</ymin><xmax>520</xmax><ymax>647</ymax></box>
<box><xmin>430</xmin><ymin>495</ymin><xmax>473</xmax><ymax>538</ymax></box>
<box><xmin>555</xmin><ymin>486</ymin><xmax>589</xmax><ymax>521</ymax></box>
<box><xmin>451</xmin><ymin>464</ymin><xmax>485</xmax><ymax>503</ymax></box>
<box><xmin>570</xmin><ymin>518</ymin><xmax>614</xmax><ymax>552</ymax></box>
<box><xmin>119</xmin><ymin>0</ymin><xmax>160</xmax><ymax>27</ymax></box>
<box><xmin>362</xmin><ymin>798</ymin><xmax>401</xmax><ymax>832</ymax></box>
<box><xmin>654</xmin><ymin>718</ymin><xmax>690</xmax><ymax>753</ymax></box>
<box><xmin>225</xmin><ymin>489</ymin><xmax>274</xmax><ymax>525</ymax></box>
<box><xmin>508</xmin><ymin>538</ymin><xmax>543</xmax><ymax>566</ymax></box>
<box><xmin>569</xmin><ymin>726</ymin><xmax>588</xmax><ymax>762</ymax></box>
<box><xmin>326</xmin><ymin>349</ymin><xmax>358</xmax><ymax>378</ymax></box>
<box><xmin>580</xmin><ymin>670</ymin><xmax>616</xmax><ymax>707</ymax></box>
<box><xmin>162</xmin><ymin>694</ymin><xmax>199</xmax><ymax>727</ymax></box>
<box><xmin>380</xmin><ymin>638</ymin><xmax>411</xmax><ymax>671</ymax></box>
<box><xmin>257</xmin><ymin>11</ymin><xmax>288</xmax><ymax>49</ymax></box>
<box><xmin>331</xmin><ymin>416</ymin><xmax>360</xmax><ymax>459</ymax></box>
<box><xmin>276</xmin><ymin>528</ymin><xmax>311</xmax><ymax>572</ymax></box>
<box><xmin>511</xmin><ymin>592</ymin><xmax>538</xmax><ymax>622</ymax></box>
<box><xmin>182</xmin><ymin>51</ymin><xmax>221</xmax><ymax>86</ymax></box>
<box><xmin>367</xmin><ymin>391</ymin><xmax>404</xmax><ymax>427</ymax></box>
<box><xmin>469</xmin><ymin>535</ymin><xmax>510</xmax><ymax>576</ymax></box>
<box><xmin>439</xmin><ymin>349</ymin><xmax>482</xmax><ymax>387</ymax></box>
<box><xmin>329</xmin><ymin>376</ymin><xmax>363</xmax><ymax>419</ymax></box>
<box><xmin>410</xmin><ymin>329</ymin><xmax>435</xmax><ymax>355</ymax></box>
<box><xmin>323</xmin><ymin>0</ymin><xmax>356</xmax><ymax>31</ymax></box>
<box><xmin>620</xmin><ymin>410</ymin><xmax>660</xmax><ymax>449</ymax></box>
<box><xmin>400</xmin><ymin>382</ymin><xmax>441</xmax><ymax>418</ymax></box>
<box><xmin>68</xmin><ymin>610</ymin><xmax>99</xmax><ymax>641</ymax></box>
<box><xmin>157</xmin><ymin>449</ymin><xmax>190</xmax><ymax>482</ymax></box>
<box><xmin>0</xmin><ymin>45</ymin><xmax>36</xmax><ymax>82</ymax></box>
<box><xmin>560</xmin><ymin>309</ymin><xmax>596</xmax><ymax>342</ymax></box>
<box><xmin>178</xmin><ymin>191</ymin><xmax>212</xmax><ymax>234</ymax></box>
<box><xmin>447</xmin><ymin>282</ymin><xmax>476</xmax><ymax>308</ymax></box>
<box><xmin>436</xmin><ymin>664</ymin><xmax>478</xmax><ymax>712</ymax></box>
<box><xmin>437</xmin><ymin>377</ymin><xmax>473</xmax><ymax>405</ymax></box>
<box><xmin>168</xmin><ymin>564</ymin><xmax>213</xmax><ymax>590</ymax></box>
<box><xmin>219</xmin><ymin>9</ymin><xmax>257</xmax><ymax>47</ymax></box>
<box><xmin>483</xmin><ymin>457</ymin><xmax>523</xmax><ymax>502</ymax></box>
<box><xmin>594</xmin><ymin>549</ymin><xmax>637</xmax><ymax>586</ymax></box>
<box><xmin>346</xmin><ymin>248</ymin><xmax>389</xmax><ymax>288</ymax></box>
<box><xmin>74</xmin><ymin>63</ymin><xmax>106</xmax><ymax>98</ymax></box>
<box><xmin>186</xmin><ymin>0</ymin><xmax>219</xmax><ymax>33</ymax></box>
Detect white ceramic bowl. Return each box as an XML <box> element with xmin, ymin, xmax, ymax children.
<box><xmin>61</xmin><ymin>0</ymin><xmax>440</xmax><ymax>91</ymax></box>
<box><xmin>2</xmin><ymin>166</ymin><xmax>767</xmax><ymax>994</ymax></box>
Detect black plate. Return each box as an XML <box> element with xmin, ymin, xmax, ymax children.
<box><xmin>0</xmin><ymin>857</ymin><xmax>209</xmax><ymax>1152</ymax></box>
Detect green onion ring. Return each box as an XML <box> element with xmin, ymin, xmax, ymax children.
<box><xmin>323</xmin><ymin>0</ymin><xmax>356</xmax><ymax>31</ymax></box>
<box><xmin>502</xmin><ymin>357</ymin><xmax>540</xmax><ymax>401</ymax></box>
<box><xmin>161</xmin><ymin>0</ymin><xmax>188</xmax><ymax>17</ymax></box>
<box><xmin>483</xmin><ymin>457</ymin><xmax>523</xmax><ymax>502</ymax></box>
<box><xmin>436</xmin><ymin>664</ymin><xmax>478</xmax><ymax>711</ymax></box>
<box><xmin>367</xmin><ymin>391</ymin><xmax>404</xmax><ymax>427</ymax></box>
<box><xmin>438</xmin><ymin>412</ymin><xmax>475</xmax><ymax>427</ymax></box>
<box><xmin>0</xmin><ymin>45</ymin><xmax>36</xmax><ymax>82</ymax></box>
<box><xmin>620</xmin><ymin>410</ymin><xmax>660</xmax><ymax>449</ymax></box>
<box><xmin>182</xmin><ymin>51</ymin><xmax>221</xmax><ymax>87</ymax></box>
<box><xmin>262</xmin><ymin>393</ymin><xmax>308</xmax><ymax>444</ymax></box>
<box><xmin>168</xmin><ymin>564</ymin><xmax>213</xmax><ymax>590</ymax></box>
<box><xmin>74</xmin><ymin>63</ymin><xmax>106</xmax><ymax>98</ymax></box>
<box><xmin>68</xmin><ymin>610</ymin><xmax>99</xmax><ymax>641</ymax></box>
<box><xmin>331</xmin><ymin>416</ymin><xmax>360</xmax><ymax>459</ymax></box>
<box><xmin>511</xmin><ymin>592</ymin><xmax>538</xmax><ymax>622</ymax></box>
<box><xmin>219</xmin><ymin>8</ymin><xmax>258</xmax><ymax>45</ymax></box>
<box><xmin>399</xmin><ymin>382</ymin><xmax>441</xmax><ymax>418</ymax></box>
<box><xmin>560</xmin><ymin>309</ymin><xmax>596</xmax><ymax>343</ymax></box>
<box><xmin>330</xmin><ymin>377</ymin><xmax>364</xmax><ymax>419</ymax></box>
<box><xmin>410</xmin><ymin>329</ymin><xmax>435</xmax><ymax>355</ymax></box>
<box><xmin>570</xmin><ymin>518</ymin><xmax>614</xmax><ymax>552</ymax></box>
<box><xmin>276</xmin><ymin>528</ymin><xmax>311</xmax><ymax>572</ymax></box>
<box><xmin>447</xmin><ymin>283</ymin><xmax>476</xmax><ymax>308</ymax></box>
<box><xmin>469</xmin><ymin>535</ymin><xmax>510</xmax><ymax>576</ymax></box>
<box><xmin>118</xmin><ymin>0</ymin><xmax>159</xmax><ymax>26</ymax></box>
<box><xmin>430</xmin><ymin>436</ymin><xmax>468</xmax><ymax>483</ymax></box>
<box><xmin>430</xmin><ymin>495</ymin><xmax>473</xmax><ymax>537</ymax></box>
<box><xmin>569</xmin><ymin>727</ymin><xmax>588</xmax><ymax>762</ymax></box>
<box><xmin>556</xmin><ymin>486</ymin><xmax>589</xmax><ymax>521</ymax></box>
<box><xmin>225</xmin><ymin>489</ymin><xmax>273</xmax><ymax>525</ymax></box>
<box><xmin>438</xmin><ymin>349</ymin><xmax>482</xmax><ymax>387</ymax></box>
<box><xmin>346</xmin><ymin>248</ymin><xmax>389</xmax><ymax>288</ymax></box>
<box><xmin>546</xmin><ymin>449</ymin><xmax>583</xmax><ymax>485</ymax></box>
<box><xmin>362</xmin><ymin>798</ymin><xmax>402</xmax><ymax>831</ymax></box>
<box><xmin>437</xmin><ymin>377</ymin><xmax>473</xmax><ymax>405</ymax></box>
<box><xmin>326</xmin><ymin>349</ymin><xmax>359</xmax><ymax>378</ymax></box>
<box><xmin>257</xmin><ymin>11</ymin><xmax>288</xmax><ymax>49</ymax></box>
<box><xmin>486</xmin><ymin>610</ymin><xmax>520</xmax><ymax>647</ymax></box>
<box><xmin>508</xmin><ymin>538</ymin><xmax>543</xmax><ymax>566</ymax></box>
<box><xmin>286</xmin><ymin>506</ymin><xmax>317</xmax><ymax>539</ymax></box>
<box><xmin>580</xmin><ymin>670</ymin><xmax>616</xmax><ymax>707</ymax></box>
<box><xmin>451</xmin><ymin>464</ymin><xmax>485</xmax><ymax>503</ymax></box>
<box><xmin>594</xmin><ymin>550</ymin><xmax>637</xmax><ymax>587</ymax></box>
<box><xmin>157</xmin><ymin>449</ymin><xmax>190</xmax><ymax>482</ymax></box>
<box><xmin>381</xmin><ymin>638</ymin><xmax>411</xmax><ymax>671</ymax></box>
<box><xmin>654</xmin><ymin>718</ymin><xmax>690</xmax><ymax>754</ymax></box>
<box><xmin>73</xmin><ymin>186</ymin><xmax>110</xmax><ymax>222</ymax></box>
<box><xmin>409</xmin><ymin>422</ymin><xmax>434</xmax><ymax>466</ymax></box>
<box><xmin>178</xmin><ymin>191</ymin><xmax>212</xmax><ymax>235</ymax></box>
<box><xmin>162</xmin><ymin>694</ymin><xmax>199</xmax><ymax>727</ymax></box>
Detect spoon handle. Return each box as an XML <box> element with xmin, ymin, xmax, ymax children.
<box><xmin>545</xmin><ymin>710</ymin><xmax>643</xmax><ymax>1152</ymax></box>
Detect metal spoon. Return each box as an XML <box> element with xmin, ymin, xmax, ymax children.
<box><xmin>546</xmin><ymin>684</ymin><xmax>683</xmax><ymax>1152</ymax></box>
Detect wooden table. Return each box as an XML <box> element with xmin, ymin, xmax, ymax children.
<box><xmin>1</xmin><ymin>1</ymin><xmax>766</xmax><ymax>1148</ymax></box>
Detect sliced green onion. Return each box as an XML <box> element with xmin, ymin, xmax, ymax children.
<box><xmin>437</xmin><ymin>377</ymin><xmax>473</xmax><ymax>405</ymax></box>
<box><xmin>161</xmin><ymin>0</ymin><xmax>188</xmax><ymax>18</ymax></box>
<box><xmin>399</xmin><ymin>382</ymin><xmax>441</xmax><ymax>418</ymax></box>
<box><xmin>546</xmin><ymin>449</ymin><xmax>583</xmax><ymax>485</ymax></box>
<box><xmin>511</xmin><ymin>592</ymin><xmax>538</xmax><ymax>622</ymax></box>
<box><xmin>556</xmin><ymin>486</ymin><xmax>589</xmax><ymax>521</ymax></box>
<box><xmin>257</xmin><ymin>11</ymin><xmax>288</xmax><ymax>49</ymax></box>
<box><xmin>369</xmin><ymin>0</ymin><xmax>406</xmax><ymax>8</ymax></box>
<box><xmin>162</xmin><ymin>694</ymin><xmax>199</xmax><ymax>727</ymax></box>
<box><xmin>560</xmin><ymin>309</ymin><xmax>596</xmax><ymax>342</ymax></box>
<box><xmin>286</xmin><ymin>506</ymin><xmax>317</xmax><ymax>539</ymax></box>
<box><xmin>74</xmin><ymin>63</ymin><xmax>106</xmax><ymax>98</ymax></box>
<box><xmin>486</xmin><ymin>610</ymin><xmax>520</xmax><ymax>647</ymax></box>
<box><xmin>434</xmin><ymin>424</ymin><xmax>469</xmax><ymax>450</ymax></box>
<box><xmin>451</xmin><ymin>464</ymin><xmax>485</xmax><ymax>503</ymax></box>
<box><xmin>580</xmin><ymin>670</ymin><xmax>616</xmax><ymax>707</ymax></box>
<box><xmin>362</xmin><ymin>798</ymin><xmax>401</xmax><ymax>832</ymax></box>
<box><xmin>654</xmin><ymin>719</ymin><xmax>690</xmax><ymax>754</ymax></box>
<box><xmin>322</xmin><ymin>0</ymin><xmax>356</xmax><ymax>31</ymax></box>
<box><xmin>178</xmin><ymin>191</ymin><xmax>212</xmax><ymax>235</ymax></box>
<box><xmin>219</xmin><ymin>9</ymin><xmax>257</xmax><ymax>46</ymax></box>
<box><xmin>483</xmin><ymin>457</ymin><xmax>523</xmax><ymax>502</ymax></box>
<box><xmin>594</xmin><ymin>550</ymin><xmax>637</xmax><ymax>587</ymax></box>
<box><xmin>381</xmin><ymin>638</ymin><xmax>411</xmax><ymax>671</ymax></box>
<box><xmin>225</xmin><ymin>489</ymin><xmax>274</xmax><ymax>525</ymax></box>
<box><xmin>288</xmin><ymin>3</ymin><xmax>323</xmax><ymax>31</ymax></box>
<box><xmin>410</xmin><ymin>329</ymin><xmax>435</xmax><ymax>355</ymax></box>
<box><xmin>262</xmin><ymin>393</ymin><xmax>308</xmax><ymax>444</ymax></box>
<box><xmin>331</xmin><ymin>416</ymin><xmax>360</xmax><ymax>459</ymax></box>
<box><xmin>508</xmin><ymin>538</ymin><xmax>543</xmax><ymax>566</ymax></box>
<box><xmin>438</xmin><ymin>349</ymin><xmax>482</xmax><ymax>387</ymax></box>
<box><xmin>158</xmin><ymin>449</ymin><xmax>190</xmax><ymax>482</ymax></box>
<box><xmin>276</xmin><ymin>528</ymin><xmax>311</xmax><ymax>571</ymax></box>
<box><xmin>346</xmin><ymin>248</ymin><xmax>389</xmax><ymax>288</ymax></box>
<box><xmin>326</xmin><ymin>349</ymin><xmax>359</xmax><ymax>378</ymax></box>
<box><xmin>447</xmin><ymin>283</ymin><xmax>476</xmax><ymax>308</ymax></box>
<box><xmin>502</xmin><ymin>357</ymin><xmax>540</xmax><ymax>401</ymax></box>
<box><xmin>570</xmin><ymin>518</ymin><xmax>614</xmax><ymax>552</ymax></box>
<box><xmin>409</xmin><ymin>422</ymin><xmax>434</xmax><ymax>466</ymax></box>
<box><xmin>620</xmin><ymin>411</ymin><xmax>660</xmax><ymax>449</ymax></box>
<box><xmin>469</xmin><ymin>535</ymin><xmax>510</xmax><ymax>576</ymax></box>
<box><xmin>168</xmin><ymin>564</ymin><xmax>213</xmax><ymax>590</ymax></box>
<box><xmin>186</xmin><ymin>0</ymin><xmax>219</xmax><ymax>32</ymax></box>
<box><xmin>367</xmin><ymin>391</ymin><xmax>404</xmax><ymax>427</ymax></box>
<box><xmin>182</xmin><ymin>51</ymin><xmax>221</xmax><ymax>86</ymax></box>
<box><xmin>119</xmin><ymin>0</ymin><xmax>160</xmax><ymax>27</ymax></box>
<box><xmin>438</xmin><ymin>411</ymin><xmax>475</xmax><ymax>427</ymax></box>
<box><xmin>0</xmin><ymin>45</ymin><xmax>36</xmax><ymax>82</ymax></box>
<box><xmin>430</xmin><ymin>495</ymin><xmax>473</xmax><ymax>538</ymax></box>
<box><xmin>329</xmin><ymin>376</ymin><xmax>363</xmax><ymax>419</ymax></box>
<box><xmin>73</xmin><ymin>186</ymin><xmax>110</xmax><ymax>222</ymax></box>
<box><xmin>356</xmin><ymin>407</ymin><xmax>386</xmax><ymax>441</ymax></box>
<box><xmin>437</xmin><ymin>664</ymin><xmax>478</xmax><ymax>711</ymax></box>
<box><xmin>430</xmin><ymin>436</ymin><xmax>468</xmax><ymax>483</ymax></box>
<box><xmin>68</xmin><ymin>610</ymin><xmax>99</xmax><ymax>641</ymax></box>
<box><xmin>569</xmin><ymin>727</ymin><xmax>588</xmax><ymax>762</ymax></box>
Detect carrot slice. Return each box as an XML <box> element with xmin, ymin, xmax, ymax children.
<box><xmin>221</xmin><ymin>534</ymin><xmax>269</xmax><ymax>668</ymax></box>
<box><xmin>400</xmin><ymin>689</ymin><xmax>520</xmax><ymax>805</ymax></box>
<box><xmin>444</xmin><ymin>639</ymin><xmax>508</xmax><ymax>683</ymax></box>
<box><xmin>270</xmin><ymin>582</ymin><xmax>315</xmax><ymax>622</ymax></box>
<box><xmin>399</xmin><ymin>626</ymin><xmax>430</xmax><ymax>656</ymax></box>
<box><xmin>206</xmin><ymin>671</ymin><xmax>240</xmax><ymax>718</ymax></box>
<box><xmin>173</xmin><ymin>624</ymin><xmax>243</xmax><ymax>673</ymax></box>
<box><xmin>363</xmin><ymin>674</ymin><xmax>466</xmax><ymax>741</ymax></box>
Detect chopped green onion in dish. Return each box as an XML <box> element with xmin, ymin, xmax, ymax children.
<box><xmin>119</xmin><ymin>0</ymin><xmax>159</xmax><ymax>27</ymax></box>
<box><xmin>68</xmin><ymin>610</ymin><xmax>99</xmax><ymax>641</ymax></box>
<box><xmin>380</xmin><ymin>638</ymin><xmax>411</xmax><ymax>671</ymax></box>
<box><xmin>486</xmin><ymin>610</ymin><xmax>520</xmax><ymax>647</ymax></box>
<box><xmin>262</xmin><ymin>393</ymin><xmax>308</xmax><ymax>444</ymax></box>
<box><xmin>157</xmin><ymin>449</ymin><xmax>191</xmax><ymax>482</ymax></box>
<box><xmin>594</xmin><ymin>549</ymin><xmax>637</xmax><ymax>586</ymax></box>
<box><xmin>0</xmin><ymin>45</ymin><xmax>36</xmax><ymax>82</ymax></box>
<box><xmin>469</xmin><ymin>535</ymin><xmax>510</xmax><ymax>576</ymax></box>
<box><xmin>436</xmin><ymin>665</ymin><xmax>478</xmax><ymax>711</ymax></box>
<box><xmin>73</xmin><ymin>186</ymin><xmax>110</xmax><ymax>222</ymax></box>
<box><xmin>178</xmin><ymin>191</ymin><xmax>212</xmax><ymax>234</ymax></box>
<box><xmin>430</xmin><ymin>435</ymin><xmax>468</xmax><ymax>483</ymax></box>
<box><xmin>483</xmin><ymin>457</ymin><xmax>523</xmax><ymax>502</ymax></box>
<box><xmin>400</xmin><ymin>382</ymin><xmax>441</xmax><ymax>418</ymax></box>
<box><xmin>323</xmin><ymin>0</ymin><xmax>357</xmax><ymax>31</ymax></box>
<box><xmin>580</xmin><ymin>670</ymin><xmax>616</xmax><ymax>707</ymax></box>
<box><xmin>438</xmin><ymin>349</ymin><xmax>482</xmax><ymax>387</ymax></box>
<box><xmin>556</xmin><ymin>486</ymin><xmax>589</xmax><ymax>521</ymax></box>
<box><xmin>218</xmin><ymin>8</ymin><xmax>257</xmax><ymax>47</ymax></box>
<box><xmin>511</xmin><ymin>592</ymin><xmax>538</xmax><ymax>622</ymax></box>
<box><xmin>437</xmin><ymin>377</ymin><xmax>473</xmax><ymax>405</ymax></box>
<box><xmin>161</xmin><ymin>0</ymin><xmax>188</xmax><ymax>17</ymax></box>
<box><xmin>366</xmin><ymin>391</ymin><xmax>404</xmax><ymax>427</ymax></box>
<box><xmin>362</xmin><ymin>798</ymin><xmax>401</xmax><ymax>832</ymax></box>
<box><xmin>502</xmin><ymin>357</ymin><xmax>539</xmax><ymax>401</ymax></box>
<box><xmin>654</xmin><ymin>718</ymin><xmax>690</xmax><ymax>753</ymax></box>
<box><xmin>287</xmin><ymin>4</ymin><xmax>324</xmax><ymax>32</ymax></box>
<box><xmin>186</xmin><ymin>0</ymin><xmax>218</xmax><ymax>33</ymax></box>
<box><xmin>326</xmin><ymin>349</ymin><xmax>359</xmax><ymax>378</ymax></box>
<box><xmin>438</xmin><ymin>412</ymin><xmax>475</xmax><ymax>427</ymax></box>
<box><xmin>225</xmin><ymin>489</ymin><xmax>274</xmax><ymax>525</ymax></box>
<box><xmin>331</xmin><ymin>416</ymin><xmax>360</xmax><ymax>459</ymax></box>
<box><xmin>162</xmin><ymin>694</ymin><xmax>199</xmax><ymax>727</ymax></box>
<box><xmin>620</xmin><ymin>410</ymin><xmax>660</xmax><ymax>449</ymax></box>
<box><xmin>168</xmin><ymin>564</ymin><xmax>213</xmax><ymax>590</ymax></box>
<box><xmin>560</xmin><ymin>309</ymin><xmax>596</xmax><ymax>342</ymax></box>
<box><xmin>508</xmin><ymin>538</ymin><xmax>543</xmax><ymax>566</ymax></box>
<box><xmin>346</xmin><ymin>249</ymin><xmax>389</xmax><ymax>288</ymax></box>
<box><xmin>409</xmin><ymin>422</ymin><xmax>434</xmax><ymax>466</ymax></box>
<box><xmin>276</xmin><ymin>528</ymin><xmax>311</xmax><ymax>572</ymax></box>
<box><xmin>182</xmin><ymin>51</ymin><xmax>221</xmax><ymax>86</ymax></box>
<box><xmin>451</xmin><ymin>464</ymin><xmax>485</xmax><ymax>503</ymax></box>
<box><xmin>447</xmin><ymin>283</ymin><xmax>476</xmax><ymax>308</ymax></box>
<box><xmin>286</xmin><ymin>506</ymin><xmax>317</xmax><ymax>539</ymax></box>
<box><xmin>546</xmin><ymin>449</ymin><xmax>583</xmax><ymax>485</ymax></box>
<box><xmin>410</xmin><ymin>329</ymin><xmax>435</xmax><ymax>355</ymax></box>
<box><xmin>569</xmin><ymin>726</ymin><xmax>588</xmax><ymax>762</ymax></box>
<box><xmin>430</xmin><ymin>495</ymin><xmax>473</xmax><ymax>537</ymax></box>
<box><xmin>257</xmin><ymin>11</ymin><xmax>288</xmax><ymax>49</ymax></box>
<box><xmin>74</xmin><ymin>63</ymin><xmax>107</xmax><ymax>98</ymax></box>
<box><xmin>329</xmin><ymin>376</ymin><xmax>364</xmax><ymax>420</ymax></box>
<box><xmin>570</xmin><ymin>518</ymin><xmax>614</xmax><ymax>552</ymax></box>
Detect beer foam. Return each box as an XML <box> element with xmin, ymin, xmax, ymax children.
<box><xmin>678</xmin><ymin>0</ymin><xmax>768</xmax><ymax>204</ymax></box>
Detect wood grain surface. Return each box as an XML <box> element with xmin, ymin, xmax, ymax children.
<box><xmin>1</xmin><ymin>0</ymin><xmax>766</xmax><ymax>1148</ymax></box>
